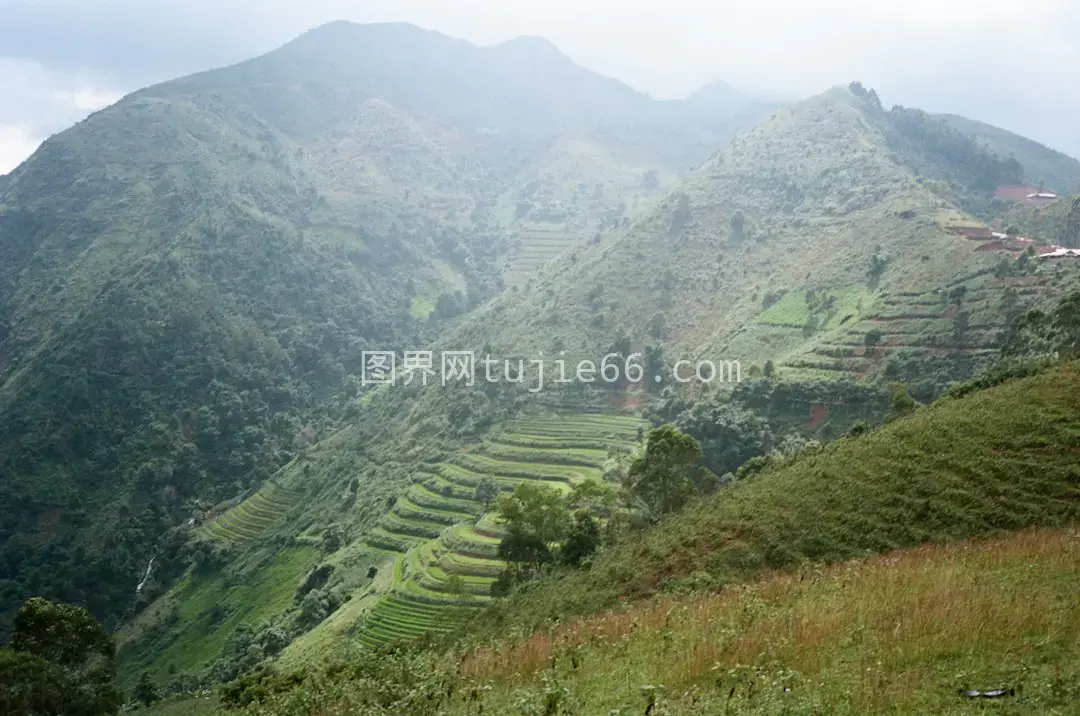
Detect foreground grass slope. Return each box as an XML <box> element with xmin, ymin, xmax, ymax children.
<box><xmin>486</xmin><ymin>360</ymin><xmax>1080</xmax><ymax>634</ymax></box>
<box><xmin>452</xmin><ymin>527</ymin><xmax>1080</xmax><ymax>715</ymax></box>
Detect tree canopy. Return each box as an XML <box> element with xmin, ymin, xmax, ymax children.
<box><xmin>1</xmin><ymin>598</ymin><xmax>122</xmax><ymax>716</ymax></box>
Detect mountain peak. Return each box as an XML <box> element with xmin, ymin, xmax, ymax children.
<box><xmin>282</xmin><ymin>20</ymin><xmax>467</xmax><ymax>59</ymax></box>
<box><xmin>686</xmin><ymin>79</ymin><xmax>744</xmax><ymax>102</ymax></box>
<box><xmin>490</xmin><ymin>34</ymin><xmax>573</xmax><ymax>65</ymax></box>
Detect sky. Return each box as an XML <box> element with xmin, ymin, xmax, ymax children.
<box><xmin>0</xmin><ymin>0</ymin><xmax>1077</xmax><ymax>174</ymax></box>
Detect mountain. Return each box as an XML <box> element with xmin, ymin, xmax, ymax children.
<box><xmin>438</xmin><ymin>85</ymin><xmax>1080</xmax><ymax>405</ymax></box>
<box><xmin>680</xmin><ymin>79</ymin><xmax>763</xmax><ymax>120</ymax></box>
<box><xmin>939</xmin><ymin>113</ymin><xmax>1080</xmax><ymax>194</ymax></box>
<box><xmin>0</xmin><ymin>21</ymin><xmax>764</xmax><ymax>634</ymax></box>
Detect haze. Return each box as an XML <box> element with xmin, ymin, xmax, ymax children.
<box><xmin>1</xmin><ymin>0</ymin><xmax>1077</xmax><ymax>174</ymax></box>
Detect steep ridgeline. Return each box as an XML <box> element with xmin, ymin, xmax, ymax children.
<box><xmin>940</xmin><ymin>113</ymin><xmax>1080</xmax><ymax>195</ymax></box>
<box><xmin>448</xmin><ymin>84</ymin><xmax>1080</xmax><ymax>401</ymax></box>
<box><xmin>0</xmin><ymin>21</ymin><xmax>764</xmax><ymax>631</ymax></box>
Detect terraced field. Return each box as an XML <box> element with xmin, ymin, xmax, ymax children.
<box><xmin>356</xmin><ymin>412</ymin><xmax>645</xmax><ymax>647</ymax></box>
<box><xmin>774</xmin><ymin>275</ymin><xmax>1056</xmax><ymax>383</ymax></box>
<box><xmin>200</xmin><ymin>483</ymin><xmax>299</xmax><ymax>544</ymax></box>
<box><xmin>503</xmin><ymin>223</ymin><xmax>583</xmax><ymax>285</ymax></box>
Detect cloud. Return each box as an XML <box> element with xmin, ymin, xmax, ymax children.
<box><xmin>0</xmin><ymin>0</ymin><xmax>1076</xmax><ymax>168</ymax></box>
<box><xmin>0</xmin><ymin>124</ymin><xmax>41</xmax><ymax>175</ymax></box>
<box><xmin>0</xmin><ymin>57</ymin><xmax>122</xmax><ymax>173</ymax></box>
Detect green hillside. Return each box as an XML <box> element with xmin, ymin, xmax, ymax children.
<box><xmin>163</xmin><ymin>359</ymin><xmax>1080</xmax><ymax>716</ymax></box>
<box><xmin>481</xmin><ymin>359</ymin><xmax>1080</xmax><ymax>632</ymax></box>
<box><xmin>0</xmin><ymin>21</ymin><xmax>759</xmax><ymax>633</ymax></box>
<box><xmin>7</xmin><ymin>21</ymin><xmax>1080</xmax><ymax>715</ymax></box>
<box><xmin>443</xmin><ymin>85</ymin><xmax>1080</xmax><ymax>402</ymax></box>
<box><xmin>1006</xmin><ymin>193</ymin><xmax>1080</xmax><ymax>249</ymax></box>
<box><xmin>116</xmin><ymin>412</ymin><xmax>645</xmax><ymax>682</ymax></box>
<box><xmin>348</xmin><ymin>413</ymin><xmax>644</xmax><ymax>652</ymax></box>
<box><xmin>444</xmin><ymin>528</ymin><xmax>1080</xmax><ymax>715</ymax></box>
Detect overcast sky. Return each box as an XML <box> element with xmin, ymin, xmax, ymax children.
<box><xmin>1</xmin><ymin>0</ymin><xmax>1077</xmax><ymax>174</ymax></box>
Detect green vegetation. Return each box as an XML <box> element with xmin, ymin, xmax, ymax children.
<box><xmin>116</xmin><ymin>546</ymin><xmax>319</xmax><ymax>691</ymax></box>
<box><xmin>482</xmin><ymin>360</ymin><xmax>1080</xmax><ymax>634</ymax></box>
<box><xmin>347</xmin><ymin>413</ymin><xmax>644</xmax><ymax>653</ymax></box>
<box><xmin>0</xmin><ymin>20</ymin><xmax>762</xmax><ymax>635</ymax></box>
<box><xmin>448</xmin><ymin>528</ymin><xmax>1080</xmax><ymax>715</ymax></box>
<box><xmin>1</xmin><ymin>598</ymin><xmax>122</xmax><ymax>715</ymax></box>
<box><xmin>195</xmin><ymin>360</ymin><xmax>1080</xmax><ymax>715</ymax></box>
<box><xmin>940</xmin><ymin>113</ymin><xmax>1080</xmax><ymax>194</ymax></box>
<box><xmin>436</xmin><ymin>83</ymin><xmax>1080</xmax><ymax>402</ymax></box>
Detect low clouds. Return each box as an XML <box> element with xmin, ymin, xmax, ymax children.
<box><xmin>0</xmin><ymin>0</ymin><xmax>1077</xmax><ymax>173</ymax></box>
<box><xmin>0</xmin><ymin>57</ymin><xmax>123</xmax><ymax>172</ymax></box>
<box><xmin>0</xmin><ymin>125</ymin><xmax>39</xmax><ymax>175</ymax></box>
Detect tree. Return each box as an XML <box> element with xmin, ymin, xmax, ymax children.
<box><xmin>670</xmin><ymin>193</ymin><xmax>693</xmax><ymax>235</ymax></box>
<box><xmin>885</xmin><ymin>383</ymin><xmax>920</xmax><ymax>422</ymax></box>
<box><xmin>559</xmin><ymin>511</ymin><xmax>601</xmax><ymax>566</ymax></box>
<box><xmin>473</xmin><ymin>477</ymin><xmax>500</xmax><ymax>509</ymax></box>
<box><xmin>676</xmin><ymin>401</ymin><xmax>772</xmax><ymax>478</ymax></box>
<box><xmin>626</xmin><ymin>425</ymin><xmax>714</xmax><ymax>518</ymax></box>
<box><xmin>134</xmin><ymin>671</ymin><xmax>161</xmax><ymax>708</ymax></box>
<box><xmin>1064</xmin><ymin>197</ymin><xmax>1080</xmax><ymax>249</ymax></box>
<box><xmin>1</xmin><ymin>598</ymin><xmax>122</xmax><ymax>716</ymax></box>
<box><xmin>868</xmin><ymin>251</ymin><xmax>889</xmax><ymax>285</ymax></box>
<box><xmin>730</xmin><ymin>211</ymin><xmax>746</xmax><ymax>241</ymax></box>
<box><xmin>445</xmin><ymin>574</ymin><xmax>466</xmax><ymax>597</ymax></box>
<box><xmin>494</xmin><ymin>482</ymin><xmax>570</xmax><ymax>545</ymax></box>
<box><xmin>496</xmin><ymin>529</ymin><xmax>553</xmax><ymax>571</ymax></box>
<box><xmin>847</xmin><ymin>420</ymin><xmax>872</xmax><ymax>437</ymax></box>
<box><xmin>320</xmin><ymin>524</ymin><xmax>345</xmax><ymax>553</ymax></box>
<box><xmin>12</xmin><ymin>598</ymin><xmax>115</xmax><ymax>673</ymax></box>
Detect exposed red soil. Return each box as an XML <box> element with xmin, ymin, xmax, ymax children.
<box><xmin>948</xmin><ymin>226</ymin><xmax>994</xmax><ymax>238</ymax></box>
<box><xmin>807</xmin><ymin>405</ymin><xmax>829</xmax><ymax>431</ymax></box>
<box><xmin>994</xmin><ymin>184</ymin><xmax>1042</xmax><ymax>201</ymax></box>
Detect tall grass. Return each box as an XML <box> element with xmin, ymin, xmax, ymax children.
<box><xmin>452</xmin><ymin>527</ymin><xmax>1080</xmax><ymax>714</ymax></box>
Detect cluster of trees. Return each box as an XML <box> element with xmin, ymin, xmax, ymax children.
<box><xmin>491</xmin><ymin>425</ymin><xmax>730</xmax><ymax>596</ymax></box>
<box><xmin>490</xmin><ymin>481</ymin><xmax>615</xmax><ymax>596</ymax></box>
<box><xmin>0</xmin><ymin>598</ymin><xmax>123</xmax><ymax>715</ymax></box>
<box><xmin>1002</xmin><ymin>287</ymin><xmax>1080</xmax><ymax>360</ymax></box>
